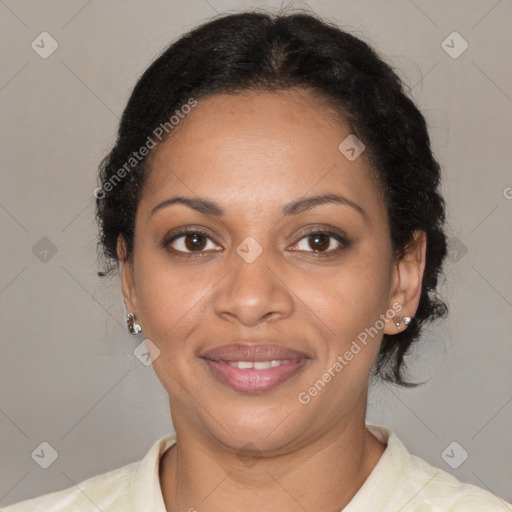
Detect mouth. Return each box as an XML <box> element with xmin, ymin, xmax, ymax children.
<box><xmin>201</xmin><ymin>343</ymin><xmax>309</xmax><ymax>394</ymax></box>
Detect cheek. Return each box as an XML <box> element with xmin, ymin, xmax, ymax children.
<box><xmin>299</xmin><ymin>245</ymin><xmax>393</xmax><ymax>341</ymax></box>
<box><xmin>302</xmin><ymin>252</ymin><xmax>392</xmax><ymax>395</ymax></box>
<box><xmin>132</xmin><ymin>244</ymin><xmax>213</xmax><ymax>344</ymax></box>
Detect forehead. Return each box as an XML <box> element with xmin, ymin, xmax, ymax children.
<box><xmin>140</xmin><ymin>89</ymin><xmax>385</xmax><ymax>222</ymax></box>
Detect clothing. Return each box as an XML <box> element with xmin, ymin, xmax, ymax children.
<box><xmin>2</xmin><ymin>424</ymin><xmax>511</xmax><ymax>511</ymax></box>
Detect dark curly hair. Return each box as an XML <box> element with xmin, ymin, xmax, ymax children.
<box><xmin>96</xmin><ymin>10</ymin><xmax>448</xmax><ymax>387</ymax></box>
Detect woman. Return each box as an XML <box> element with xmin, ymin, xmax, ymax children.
<box><xmin>3</xmin><ymin>10</ymin><xmax>511</xmax><ymax>512</ymax></box>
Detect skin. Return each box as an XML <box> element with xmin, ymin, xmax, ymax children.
<box><xmin>118</xmin><ymin>88</ymin><xmax>426</xmax><ymax>512</ymax></box>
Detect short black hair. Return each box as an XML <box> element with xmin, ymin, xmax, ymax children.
<box><xmin>96</xmin><ymin>10</ymin><xmax>448</xmax><ymax>387</ymax></box>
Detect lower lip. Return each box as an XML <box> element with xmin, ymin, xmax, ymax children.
<box><xmin>204</xmin><ymin>359</ymin><xmax>308</xmax><ymax>393</ymax></box>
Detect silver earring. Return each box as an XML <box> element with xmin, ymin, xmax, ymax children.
<box><xmin>126</xmin><ymin>312</ymin><xmax>142</xmax><ymax>335</ymax></box>
<box><xmin>396</xmin><ymin>316</ymin><xmax>412</xmax><ymax>330</ymax></box>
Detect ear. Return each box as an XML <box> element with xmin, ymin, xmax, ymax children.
<box><xmin>384</xmin><ymin>229</ymin><xmax>427</xmax><ymax>334</ymax></box>
<box><xmin>117</xmin><ymin>235</ymin><xmax>138</xmax><ymax>316</ymax></box>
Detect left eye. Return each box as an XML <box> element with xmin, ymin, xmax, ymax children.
<box><xmin>292</xmin><ymin>232</ymin><xmax>346</xmax><ymax>253</ymax></box>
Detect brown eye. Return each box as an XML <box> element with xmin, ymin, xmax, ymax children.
<box><xmin>165</xmin><ymin>230</ymin><xmax>220</xmax><ymax>254</ymax></box>
<box><xmin>308</xmin><ymin>233</ymin><xmax>330</xmax><ymax>251</ymax></box>
<box><xmin>292</xmin><ymin>230</ymin><xmax>347</xmax><ymax>254</ymax></box>
<box><xmin>184</xmin><ymin>233</ymin><xmax>207</xmax><ymax>251</ymax></box>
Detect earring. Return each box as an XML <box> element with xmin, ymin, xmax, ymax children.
<box><xmin>126</xmin><ymin>312</ymin><xmax>142</xmax><ymax>335</ymax></box>
<box><xmin>395</xmin><ymin>316</ymin><xmax>412</xmax><ymax>330</ymax></box>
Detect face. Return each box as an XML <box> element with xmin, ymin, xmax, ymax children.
<box><xmin>119</xmin><ymin>89</ymin><xmax>425</xmax><ymax>454</ymax></box>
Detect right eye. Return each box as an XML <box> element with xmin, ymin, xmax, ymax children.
<box><xmin>163</xmin><ymin>229</ymin><xmax>222</xmax><ymax>255</ymax></box>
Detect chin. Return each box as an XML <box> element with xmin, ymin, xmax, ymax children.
<box><xmin>202</xmin><ymin>396</ymin><xmax>304</xmax><ymax>452</ymax></box>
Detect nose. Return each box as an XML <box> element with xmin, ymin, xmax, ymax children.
<box><xmin>213</xmin><ymin>244</ymin><xmax>294</xmax><ymax>327</ymax></box>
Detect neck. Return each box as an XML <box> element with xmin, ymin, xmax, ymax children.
<box><xmin>159</xmin><ymin>417</ymin><xmax>386</xmax><ymax>512</ymax></box>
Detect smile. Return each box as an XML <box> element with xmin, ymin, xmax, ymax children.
<box><xmin>201</xmin><ymin>343</ymin><xmax>309</xmax><ymax>394</ymax></box>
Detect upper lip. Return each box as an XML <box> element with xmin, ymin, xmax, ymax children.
<box><xmin>201</xmin><ymin>343</ymin><xmax>309</xmax><ymax>362</ymax></box>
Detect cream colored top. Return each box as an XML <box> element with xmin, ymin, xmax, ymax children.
<box><xmin>2</xmin><ymin>424</ymin><xmax>511</xmax><ymax>511</ymax></box>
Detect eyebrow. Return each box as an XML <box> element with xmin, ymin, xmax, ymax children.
<box><xmin>150</xmin><ymin>192</ymin><xmax>366</xmax><ymax>219</ymax></box>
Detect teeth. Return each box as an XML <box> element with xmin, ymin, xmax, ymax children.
<box><xmin>236</xmin><ymin>361</ymin><xmax>253</xmax><ymax>369</ymax></box>
<box><xmin>254</xmin><ymin>361</ymin><xmax>271</xmax><ymax>370</ymax></box>
<box><xmin>227</xmin><ymin>360</ymin><xmax>290</xmax><ymax>369</ymax></box>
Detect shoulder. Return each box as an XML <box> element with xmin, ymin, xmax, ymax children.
<box><xmin>364</xmin><ymin>424</ymin><xmax>512</xmax><ymax>511</ymax></box>
<box><xmin>1</xmin><ymin>433</ymin><xmax>177</xmax><ymax>512</ymax></box>
<box><xmin>405</xmin><ymin>452</ymin><xmax>512</xmax><ymax>511</ymax></box>
<box><xmin>1</xmin><ymin>462</ymin><xmax>137</xmax><ymax>512</ymax></box>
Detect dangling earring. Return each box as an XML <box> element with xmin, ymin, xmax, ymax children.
<box><xmin>126</xmin><ymin>312</ymin><xmax>142</xmax><ymax>335</ymax></box>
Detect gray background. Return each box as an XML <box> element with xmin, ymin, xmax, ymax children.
<box><xmin>1</xmin><ymin>0</ymin><xmax>511</xmax><ymax>507</ymax></box>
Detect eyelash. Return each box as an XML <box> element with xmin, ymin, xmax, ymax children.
<box><xmin>162</xmin><ymin>227</ymin><xmax>349</xmax><ymax>258</ymax></box>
